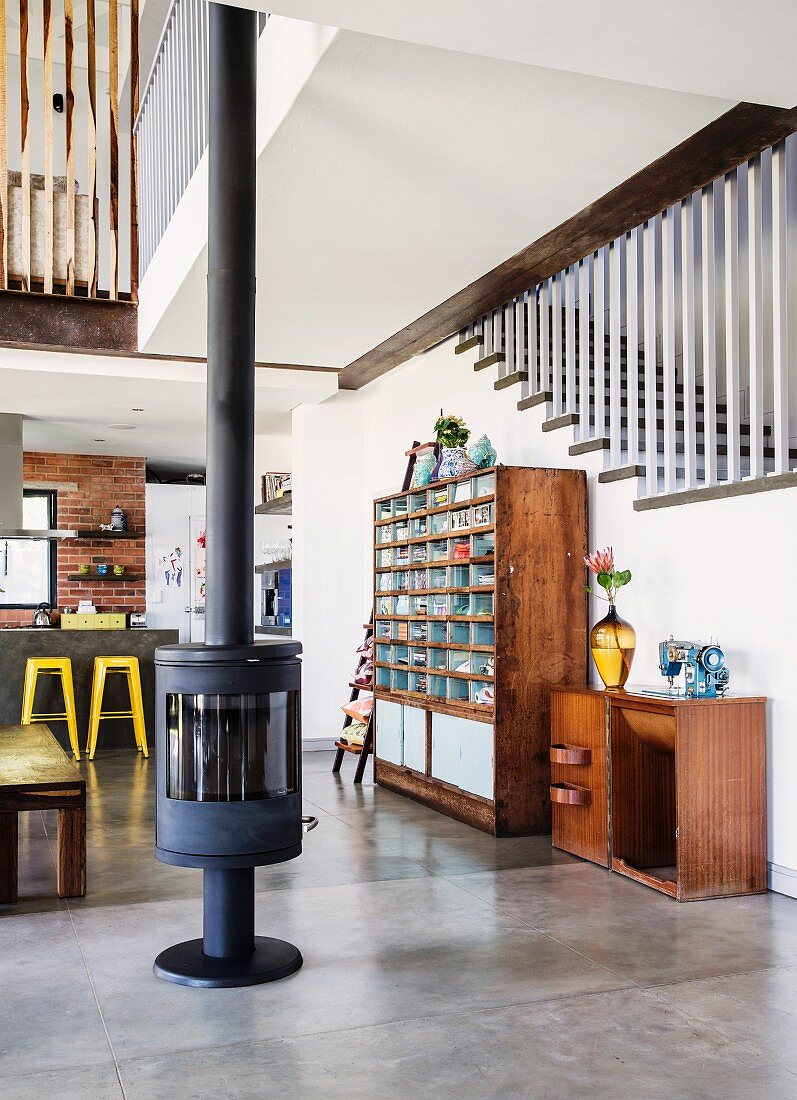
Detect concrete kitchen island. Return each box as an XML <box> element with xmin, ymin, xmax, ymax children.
<box><xmin>0</xmin><ymin>628</ymin><xmax>178</xmax><ymax>753</ymax></box>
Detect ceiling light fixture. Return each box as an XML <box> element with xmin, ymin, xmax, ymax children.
<box><xmin>109</xmin><ymin>423</ymin><xmax>135</xmax><ymax>430</ymax></box>
<box><xmin>94</xmin><ymin>437</ymin><xmax>106</xmax><ymax>442</ymax></box>
<box><xmin>132</xmin><ymin>407</ymin><xmax>144</xmax><ymax>412</ymax></box>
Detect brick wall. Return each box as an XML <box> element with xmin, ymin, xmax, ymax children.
<box><xmin>0</xmin><ymin>452</ymin><xmax>146</xmax><ymax>626</ymax></box>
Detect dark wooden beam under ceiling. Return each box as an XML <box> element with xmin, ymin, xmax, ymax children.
<box><xmin>338</xmin><ymin>101</ymin><xmax>797</xmax><ymax>391</ymax></box>
<box><xmin>0</xmin><ymin>289</ymin><xmax>139</xmax><ymax>352</ymax></box>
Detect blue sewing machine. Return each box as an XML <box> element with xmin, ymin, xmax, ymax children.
<box><xmin>653</xmin><ymin>637</ymin><xmax>730</xmax><ymax>699</ymax></box>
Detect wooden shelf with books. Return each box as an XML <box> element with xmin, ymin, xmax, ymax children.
<box><xmin>372</xmin><ymin>465</ymin><xmax>587</xmax><ymax>836</ymax></box>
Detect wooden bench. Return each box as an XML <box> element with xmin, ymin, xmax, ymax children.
<box><xmin>0</xmin><ymin>723</ymin><xmax>86</xmax><ymax>902</ymax></box>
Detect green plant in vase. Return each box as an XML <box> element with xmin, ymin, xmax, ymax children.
<box><xmin>584</xmin><ymin>546</ymin><xmax>635</xmax><ymax>689</ymax></box>
<box><xmin>432</xmin><ymin>414</ymin><xmax>477</xmax><ymax>479</ymax></box>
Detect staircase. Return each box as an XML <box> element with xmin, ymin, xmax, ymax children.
<box><xmin>456</xmin><ymin>136</ymin><xmax>797</xmax><ymax>510</ymax></box>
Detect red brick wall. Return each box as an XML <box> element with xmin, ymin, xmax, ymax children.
<box><xmin>0</xmin><ymin>452</ymin><xmax>146</xmax><ymax>626</ymax></box>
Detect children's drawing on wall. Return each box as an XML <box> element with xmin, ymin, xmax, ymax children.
<box><xmin>195</xmin><ymin>530</ymin><xmax>206</xmax><ymax>602</ymax></box>
<box><xmin>159</xmin><ymin>547</ymin><xmax>183</xmax><ymax>588</ymax></box>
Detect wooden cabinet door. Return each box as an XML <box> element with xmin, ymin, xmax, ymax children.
<box><xmin>550</xmin><ymin>690</ymin><xmax>609</xmax><ymax>866</ymax></box>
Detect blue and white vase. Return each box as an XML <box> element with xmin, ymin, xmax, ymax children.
<box><xmin>468</xmin><ymin>434</ymin><xmax>497</xmax><ymax>469</ymax></box>
<box><xmin>111</xmin><ymin>506</ymin><xmax>128</xmax><ymax>532</ymax></box>
<box><xmin>437</xmin><ymin>446</ymin><xmax>478</xmax><ymax>480</ymax></box>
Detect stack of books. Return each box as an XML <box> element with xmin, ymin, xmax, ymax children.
<box><xmin>261</xmin><ymin>472</ymin><xmax>291</xmax><ymax>501</ymax></box>
<box><xmin>453</xmin><ymin>539</ymin><xmax>470</xmax><ymax>560</ymax></box>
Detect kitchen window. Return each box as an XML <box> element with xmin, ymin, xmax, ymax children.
<box><xmin>0</xmin><ymin>490</ymin><xmax>58</xmax><ymax>608</ymax></box>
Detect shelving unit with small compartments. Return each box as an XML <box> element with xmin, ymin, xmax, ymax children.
<box><xmin>372</xmin><ymin>464</ymin><xmax>587</xmax><ymax>836</ymax></box>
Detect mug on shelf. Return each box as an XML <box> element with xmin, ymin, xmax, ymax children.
<box><xmin>113</xmin><ymin>564</ymin><xmax>125</xmax><ymax>577</ymax></box>
<box><xmin>97</xmin><ymin>564</ymin><xmax>109</xmax><ymax>576</ymax></box>
<box><xmin>78</xmin><ymin>564</ymin><xmax>90</xmax><ymax>575</ymax></box>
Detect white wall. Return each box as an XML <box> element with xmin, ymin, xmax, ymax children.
<box><xmin>294</xmin><ymin>336</ymin><xmax>797</xmax><ymax>894</ymax></box>
<box><xmin>291</xmin><ymin>393</ymin><xmax>366</xmax><ymax>745</ymax></box>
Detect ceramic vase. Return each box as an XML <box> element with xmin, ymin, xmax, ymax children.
<box><xmin>436</xmin><ymin>446</ymin><xmax>478</xmax><ymax>480</ymax></box>
<box><xmin>590</xmin><ymin>604</ymin><xmax>636</xmax><ymax>689</ymax></box>
<box><xmin>410</xmin><ymin>453</ymin><xmax>436</xmax><ymax>488</ymax></box>
<box><xmin>468</xmin><ymin>434</ymin><xmax>497</xmax><ymax>469</ymax></box>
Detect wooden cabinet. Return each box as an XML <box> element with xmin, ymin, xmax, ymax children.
<box><xmin>551</xmin><ymin>686</ymin><xmax>767</xmax><ymax>900</ymax></box>
<box><xmin>373</xmin><ymin>465</ymin><xmax>587</xmax><ymax>836</ymax></box>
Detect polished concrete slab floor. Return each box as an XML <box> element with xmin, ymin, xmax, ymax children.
<box><xmin>2</xmin><ymin>749</ymin><xmax>797</xmax><ymax>1098</ymax></box>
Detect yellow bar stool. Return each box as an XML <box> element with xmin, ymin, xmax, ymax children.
<box><xmin>86</xmin><ymin>656</ymin><xmax>148</xmax><ymax>760</ymax></box>
<box><xmin>21</xmin><ymin>657</ymin><xmax>81</xmax><ymax>760</ymax></box>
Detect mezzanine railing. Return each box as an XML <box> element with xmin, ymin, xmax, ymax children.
<box><xmin>459</xmin><ymin>135</ymin><xmax>796</xmax><ymax>508</ymax></box>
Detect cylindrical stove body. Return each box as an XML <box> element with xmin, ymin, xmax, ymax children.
<box><xmin>154</xmin><ymin>640</ymin><xmax>303</xmax><ymax>869</ymax></box>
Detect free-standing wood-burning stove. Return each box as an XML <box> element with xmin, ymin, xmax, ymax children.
<box><xmin>152</xmin><ymin>3</ymin><xmax>313</xmax><ymax>988</ymax></box>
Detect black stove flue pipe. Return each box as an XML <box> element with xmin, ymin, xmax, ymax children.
<box><xmin>205</xmin><ymin>0</ymin><xmax>256</xmax><ymax>651</ymax></box>
<box><xmin>152</xmin><ymin>3</ymin><xmax>306</xmax><ymax>989</ymax></box>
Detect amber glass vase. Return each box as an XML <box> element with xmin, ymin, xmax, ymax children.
<box><xmin>590</xmin><ymin>604</ymin><xmax>636</xmax><ymax>689</ymax></box>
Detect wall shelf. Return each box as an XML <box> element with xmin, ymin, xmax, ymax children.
<box><xmin>255</xmin><ymin>560</ymin><xmax>292</xmax><ymax>573</ymax></box>
<box><xmin>255</xmin><ymin>493</ymin><xmax>292</xmax><ymax>516</ymax></box>
<box><xmin>73</xmin><ymin>529</ymin><xmax>142</xmax><ymax>539</ymax></box>
<box><xmin>67</xmin><ymin>573</ymin><xmax>142</xmax><ymax>582</ymax></box>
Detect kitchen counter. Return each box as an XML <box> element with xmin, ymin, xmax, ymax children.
<box><xmin>0</xmin><ymin>628</ymin><xmax>179</xmax><ymax>753</ymax></box>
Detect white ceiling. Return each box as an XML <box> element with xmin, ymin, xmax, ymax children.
<box><xmin>223</xmin><ymin>0</ymin><xmax>797</xmax><ymax>107</ymax></box>
<box><xmin>0</xmin><ymin>348</ymin><xmax>337</xmax><ymax>467</ymax></box>
<box><xmin>142</xmin><ymin>26</ymin><xmax>735</xmax><ymax>366</ymax></box>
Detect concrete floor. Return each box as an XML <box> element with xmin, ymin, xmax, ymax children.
<box><xmin>3</xmin><ymin>750</ymin><xmax>797</xmax><ymax>1098</ymax></box>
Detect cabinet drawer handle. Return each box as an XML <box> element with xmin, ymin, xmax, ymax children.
<box><xmin>550</xmin><ymin>783</ymin><xmax>591</xmax><ymax>806</ymax></box>
<box><xmin>550</xmin><ymin>744</ymin><xmax>591</xmax><ymax>766</ymax></box>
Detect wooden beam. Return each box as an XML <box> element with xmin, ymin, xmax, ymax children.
<box><xmin>338</xmin><ymin>101</ymin><xmax>797</xmax><ymax>390</ymax></box>
<box><xmin>43</xmin><ymin>0</ymin><xmax>54</xmax><ymax>293</ymax></box>
<box><xmin>129</xmin><ymin>0</ymin><xmax>140</xmax><ymax>301</ymax></box>
<box><xmin>86</xmin><ymin>0</ymin><xmax>98</xmax><ymax>297</ymax></box>
<box><xmin>0</xmin><ymin>0</ymin><xmax>6</xmax><ymax>289</ymax></box>
<box><xmin>64</xmin><ymin>0</ymin><xmax>75</xmax><ymax>294</ymax></box>
<box><xmin>0</xmin><ymin>291</ymin><xmax>138</xmax><ymax>351</ymax></box>
<box><xmin>19</xmin><ymin>0</ymin><xmax>30</xmax><ymax>292</ymax></box>
<box><xmin>108</xmin><ymin>0</ymin><xmax>120</xmax><ymax>300</ymax></box>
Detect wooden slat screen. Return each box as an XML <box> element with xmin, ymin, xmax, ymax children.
<box><xmin>0</xmin><ymin>0</ymin><xmax>138</xmax><ymax>299</ymax></box>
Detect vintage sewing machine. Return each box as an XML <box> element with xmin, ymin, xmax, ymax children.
<box><xmin>652</xmin><ymin>637</ymin><xmax>730</xmax><ymax>699</ymax></box>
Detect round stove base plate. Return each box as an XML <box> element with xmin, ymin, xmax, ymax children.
<box><xmin>153</xmin><ymin>936</ymin><xmax>303</xmax><ymax>988</ymax></box>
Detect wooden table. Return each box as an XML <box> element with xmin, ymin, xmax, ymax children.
<box><xmin>0</xmin><ymin>723</ymin><xmax>86</xmax><ymax>902</ymax></box>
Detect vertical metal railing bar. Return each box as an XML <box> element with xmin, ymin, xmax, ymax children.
<box><xmin>593</xmin><ymin>249</ymin><xmax>606</xmax><ymax>441</ymax></box>
<box><xmin>771</xmin><ymin>140</ymin><xmax>790</xmax><ymax>475</ymax></box>
<box><xmin>514</xmin><ymin>292</ymin><xmax>526</xmax><ymax>380</ymax></box>
<box><xmin>724</xmin><ymin>169</ymin><xmax>741</xmax><ymax>482</ymax></box>
<box><xmin>578</xmin><ymin>257</ymin><xmax>590</xmax><ymax>440</ymax></box>
<box><xmin>540</xmin><ymin>280</ymin><xmax>551</xmax><ymax>397</ymax></box>
<box><xmin>701</xmin><ymin>183</ymin><xmax>718</xmax><ymax>486</ymax></box>
<box><xmin>552</xmin><ymin>272</ymin><xmax>563</xmax><ymax>416</ymax></box>
<box><xmin>501</xmin><ymin>300</ymin><xmax>513</xmax><ymax>382</ymax></box>
<box><xmin>565</xmin><ymin>265</ymin><xmax>576</xmax><ymax>415</ymax></box>
<box><xmin>643</xmin><ymin>218</ymin><xmax>659</xmax><ymax>495</ymax></box>
<box><xmin>608</xmin><ymin>239</ymin><xmax>622</xmax><ymax>467</ymax></box>
<box><xmin>626</xmin><ymin>228</ymin><xmax>640</xmax><ymax>469</ymax></box>
<box><xmin>661</xmin><ymin>206</ymin><xmax>678</xmax><ymax>493</ymax></box>
<box><xmin>528</xmin><ymin>288</ymin><xmax>539</xmax><ymax>395</ymax></box>
<box><xmin>747</xmin><ymin>154</ymin><xmax>765</xmax><ymax>478</ymax></box>
<box><xmin>681</xmin><ymin>193</ymin><xmax>698</xmax><ymax>489</ymax></box>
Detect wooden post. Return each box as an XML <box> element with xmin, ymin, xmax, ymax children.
<box><xmin>130</xmin><ymin>0</ymin><xmax>140</xmax><ymax>300</ymax></box>
<box><xmin>109</xmin><ymin>0</ymin><xmax>120</xmax><ymax>300</ymax></box>
<box><xmin>19</xmin><ymin>0</ymin><xmax>30</xmax><ymax>292</ymax></box>
<box><xmin>64</xmin><ymin>0</ymin><xmax>75</xmax><ymax>294</ymax></box>
<box><xmin>43</xmin><ymin>0</ymin><xmax>54</xmax><ymax>293</ymax></box>
<box><xmin>0</xmin><ymin>0</ymin><xmax>7</xmax><ymax>289</ymax></box>
<box><xmin>57</xmin><ymin>805</ymin><xmax>86</xmax><ymax>897</ymax></box>
<box><xmin>0</xmin><ymin>812</ymin><xmax>18</xmax><ymax>904</ymax></box>
<box><xmin>86</xmin><ymin>0</ymin><xmax>98</xmax><ymax>297</ymax></box>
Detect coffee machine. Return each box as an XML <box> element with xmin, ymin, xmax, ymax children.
<box><xmin>260</xmin><ymin>565</ymin><xmax>292</xmax><ymax>631</ymax></box>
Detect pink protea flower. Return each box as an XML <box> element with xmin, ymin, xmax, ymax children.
<box><xmin>584</xmin><ymin>546</ymin><xmax>614</xmax><ymax>575</ymax></box>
